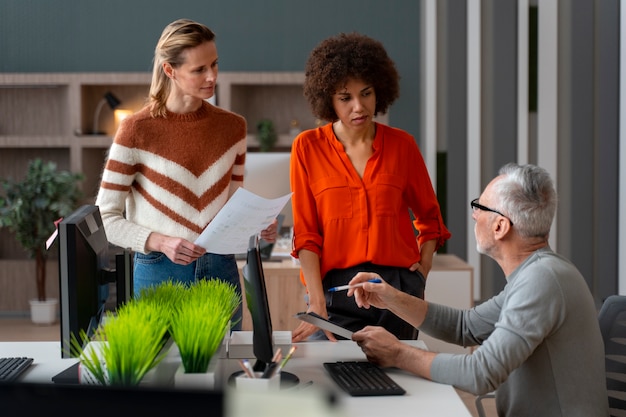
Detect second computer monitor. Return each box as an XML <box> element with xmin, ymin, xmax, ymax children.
<box><xmin>241</xmin><ymin>236</ymin><xmax>298</xmax><ymax>386</ymax></box>
<box><xmin>243</xmin><ymin>152</ymin><xmax>292</xmax><ymax>228</ymax></box>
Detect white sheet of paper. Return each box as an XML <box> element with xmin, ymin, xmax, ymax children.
<box><xmin>194</xmin><ymin>187</ymin><xmax>292</xmax><ymax>254</ymax></box>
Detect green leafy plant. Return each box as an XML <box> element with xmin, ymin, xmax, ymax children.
<box><xmin>0</xmin><ymin>159</ymin><xmax>83</xmax><ymax>301</ymax></box>
<box><xmin>256</xmin><ymin>119</ymin><xmax>278</xmax><ymax>152</ymax></box>
<box><xmin>70</xmin><ymin>300</ymin><xmax>171</xmax><ymax>386</ymax></box>
<box><xmin>171</xmin><ymin>278</ymin><xmax>241</xmax><ymax>373</ymax></box>
<box><xmin>70</xmin><ymin>278</ymin><xmax>241</xmax><ymax>385</ymax></box>
<box><xmin>137</xmin><ymin>280</ymin><xmax>188</xmax><ymax>313</ymax></box>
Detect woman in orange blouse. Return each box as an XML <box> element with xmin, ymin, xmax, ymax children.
<box><xmin>291</xmin><ymin>33</ymin><xmax>451</xmax><ymax>342</ymax></box>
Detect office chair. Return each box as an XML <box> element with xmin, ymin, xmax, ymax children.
<box><xmin>599</xmin><ymin>295</ymin><xmax>626</xmax><ymax>416</ymax></box>
<box><xmin>474</xmin><ymin>392</ymin><xmax>495</xmax><ymax>417</ymax></box>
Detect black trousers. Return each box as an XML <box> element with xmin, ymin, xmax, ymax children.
<box><xmin>322</xmin><ymin>263</ymin><xmax>425</xmax><ymax>340</ymax></box>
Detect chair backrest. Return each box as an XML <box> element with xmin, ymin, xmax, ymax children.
<box><xmin>598</xmin><ymin>295</ymin><xmax>626</xmax><ymax>416</ymax></box>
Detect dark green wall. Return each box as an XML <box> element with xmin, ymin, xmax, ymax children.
<box><xmin>1</xmin><ymin>0</ymin><xmax>422</xmax><ymax>139</ymax></box>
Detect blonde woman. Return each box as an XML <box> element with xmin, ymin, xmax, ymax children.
<box><xmin>96</xmin><ymin>19</ymin><xmax>276</xmax><ymax>328</ymax></box>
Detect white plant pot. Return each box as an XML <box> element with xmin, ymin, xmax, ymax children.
<box><xmin>29</xmin><ymin>298</ymin><xmax>58</xmax><ymax>325</ymax></box>
<box><xmin>174</xmin><ymin>354</ymin><xmax>220</xmax><ymax>389</ymax></box>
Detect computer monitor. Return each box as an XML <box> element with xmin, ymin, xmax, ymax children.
<box><xmin>57</xmin><ymin>204</ymin><xmax>133</xmax><ymax>359</ymax></box>
<box><xmin>239</xmin><ymin>235</ymin><xmax>298</xmax><ymax>386</ymax></box>
<box><xmin>243</xmin><ymin>152</ymin><xmax>292</xmax><ymax>228</ymax></box>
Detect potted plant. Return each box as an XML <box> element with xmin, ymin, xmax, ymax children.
<box><xmin>256</xmin><ymin>119</ymin><xmax>278</xmax><ymax>152</ymax></box>
<box><xmin>70</xmin><ymin>300</ymin><xmax>171</xmax><ymax>386</ymax></box>
<box><xmin>171</xmin><ymin>278</ymin><xmax>241</xmax><ymax>388</ymax></box>
<box><xmin>70</xmin><ymin>279</ymin><xmax>240</xmax><ymax>388</ymax></box>
<box><xmin>0</xmin><ymin>159</ymin><xmax>83</xmax><ymax>324</ymax></box>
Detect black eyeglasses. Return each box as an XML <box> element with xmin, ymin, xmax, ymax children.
<box><xmin>470</xmin><ymin>198</ymin><xmax>513</xmax><ymax>226</ymax></box>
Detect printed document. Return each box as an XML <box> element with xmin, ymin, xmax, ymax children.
<box><xmin>194</xmin><ymin>187</ymin><xmax>292</xmax><ymax>254</ymax></box>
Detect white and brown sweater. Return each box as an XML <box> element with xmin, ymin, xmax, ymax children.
<box><xmin>95</xmin><ymin>101</ymin><xmax>247</xmax><ymax>254</ymax></box>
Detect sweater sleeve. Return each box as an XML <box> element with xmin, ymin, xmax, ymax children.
<box><xmin>230</xmin><ymin>143</ymin><xmax>246</xmax><ymax>197</ymax></box>
<box><xmin>95</xmin><ymin>138</ymin><xmax>153</xmax><ymax>253</ymax></box>
<box><xmin>423</xmin><ymin>273</ymin><xmax>565</xmax><ymax>395</ymax></box>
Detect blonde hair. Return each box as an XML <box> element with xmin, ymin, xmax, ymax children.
<box><xmin>149</xmin><ymin>19</ymin><xmax>216</xmax><ymax>118</ymax></box>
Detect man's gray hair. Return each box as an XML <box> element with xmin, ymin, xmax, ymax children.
<box><xmin>493</xmin><ymin>163</ymin><xmax>557</xmax><ymax>238</ymax></box>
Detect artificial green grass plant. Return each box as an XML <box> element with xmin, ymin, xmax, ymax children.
<box><xmin>171</xmin><ymin>278</ymin><xmax>241</xmax><ymax>373</ymax></box>
<box><xmin>69</xmin><ymin>278</ymin><xmax>241</xmax><ymax>384</ymax></box>
<box><xmin>136</xmin><ymin>280</ymin><xmax>188</xmax><ymax>309</ymax></box>
<box><xmin>70</xmin><ymin>294</ymin><xmax>171</xmax><ymax>386</ymax></box>
<box><xmin>98</xmin><ymin>302</ymin><xmax>170</xmax><ymax>385</ymax></box>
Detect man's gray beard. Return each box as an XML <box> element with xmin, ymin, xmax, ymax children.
<box><xmin>476</xmin><ymin>242</ymin><xmax>491</xmax><ymax>256</ymax></box>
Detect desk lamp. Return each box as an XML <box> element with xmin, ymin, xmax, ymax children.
<box><xmin>92</xmin><ymin>92</ymin><xmax>121</xmax><ymax>135</ymax></box>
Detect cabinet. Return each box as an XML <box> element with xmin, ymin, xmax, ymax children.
<box><xmin>237</xmin><ymin>259</ymin><xmax>306</xmax><ymax>332</ymax></box>
<box><xmin>420</xmin><ymin>255</ymin><xmax>474</xmax><ymax>354</ymax></box>
<box><xmin>0</xmin><ymin>71</ymin><xmax>316</xmax><ymax>314</ymax></box>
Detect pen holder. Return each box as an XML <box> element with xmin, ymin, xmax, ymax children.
<box><xmin>235</xmin><ymin>372</ymin><xmax>280</xmax><ymax>391</ymax></box>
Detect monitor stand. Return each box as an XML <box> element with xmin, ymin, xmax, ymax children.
<box><xmin>52</xmin><ymin>362</ymin><xmax>80</xmax><ymax>384</ymax></box>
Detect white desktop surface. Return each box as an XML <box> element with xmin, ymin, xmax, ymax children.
<box><xmin>0</xmin><ymin>341</ymin><xmax>77</xmax><ymax>383</ymax></box>
<box><xmin>0</xmin><ymin>340</ymin><xmax>472</xmax><ymax>417</ymax></box>
<box><xmin>262</xmin><ymin>340</ymin><xmax>472</xmax><ymax>417</ymax></box>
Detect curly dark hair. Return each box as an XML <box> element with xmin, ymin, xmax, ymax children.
<box><xmin>303</xmin><ymin>32</ymin><xmax>400</xmax><ymax>122</ymax></box>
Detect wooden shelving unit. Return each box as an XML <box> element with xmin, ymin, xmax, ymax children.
<box><xmin>0</xmin><ymin>71</ymin><xmax>316</xmax><ymax>314</ymax></box>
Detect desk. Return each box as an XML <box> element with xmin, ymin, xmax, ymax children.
<box><xmin>0</xmin><ymin>340</ymin><xmax>472</xmax><ymax>417</ymax></box>
<box><xmin>229</xmin><ymin>340</ymin><xmax>474</xmax><ymax>417</ymax></box>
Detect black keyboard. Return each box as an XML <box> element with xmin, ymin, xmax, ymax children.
<box><xmin>0</xmin><ymin>357</ymin><xmax>33</xmax><ymax>382</ymax></box>
<box><xmin>323</xmin><ymin>361</ymin><xmax>406</xmax><ymax>396</ymax></box>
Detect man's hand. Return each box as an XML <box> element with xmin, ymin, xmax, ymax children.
<box><xmin>353</xmin><ymin>326</ymin><xmax>436</xmax><ymax>380</ymax></box>
<box><xmin>352</xmin><ymin>326</ymin><xmax>402</xmax><ymax>368</ymax></box>
<box><xmin>347</xmin><ymin>272</ymin><xmax>395</xmax><ymax>310</ymax></box>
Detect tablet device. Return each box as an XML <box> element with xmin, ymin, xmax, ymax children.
<box><xmin>295</xmin><ymin>312</ymin><xmax>354</xmax><ymax>339</ymax></box>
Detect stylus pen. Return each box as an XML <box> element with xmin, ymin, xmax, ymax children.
<box><xmin>328</xmin><ymin>278</ymin><xmax>382</xmax><ymax>292</ymax></box>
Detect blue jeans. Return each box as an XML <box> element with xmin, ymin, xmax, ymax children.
<box><xmin>133</xmin><ymin>251</ymin><xmax>242</xmax><ymax>330</ymax></box>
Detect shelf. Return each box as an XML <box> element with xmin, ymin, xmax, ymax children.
<box><xmin>80</xmin><ymin>83</ymin><xmax>149</xmax><ymax>136</ymax></box>
<box><xmin>231</xmin><ymin>84</ymin><xmax>314</xmax><ymax>134</ymax></box>
<box><xmin>0</xmin><ymin>85</ymin><xmax>69</xmax><ymax>136</ymax></box>
<box><xmin>0</xmin><ymin>71</ymin><xmax>311</xmax><ymax>152</ymax></box>
<box><xmin>0</xmin><ymin>71</ymin><xmax>320</xmax><ymax>316</ymax></box>
<box><xmin>0</xmin><ymin>72</ymin><xmax>310</xmax><ymax>263</ymax></box>
<box><xmin>218</xmin><ymin>72</ymin><xmax>310</xmax><ymax>150</ymax></box>
<box><xmin>245</xmin><ymin>133</ymin><xmax>300</xmax><ymax>150</ymax></box>
<box><xmin>0</xmin><ymin>135</ymin><xmax>74</xmax><ymax>148</ymax></box>
<box><xmin>73</xmin><ymin>135</ymin><xmax>114</xmax><ymax>148</ymax></box>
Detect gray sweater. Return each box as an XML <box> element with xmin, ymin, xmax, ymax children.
<box><xmin>422</xmin><ymin>248</ymin><xmax>608</xmax><ymax>416</ymax></box>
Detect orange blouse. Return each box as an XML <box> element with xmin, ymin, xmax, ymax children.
<box><xmin>290</xmin><ymin>123</ymin><xmax>451</xmax><ymax>285</ymax></box>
